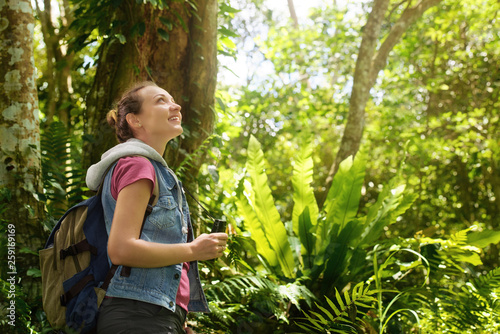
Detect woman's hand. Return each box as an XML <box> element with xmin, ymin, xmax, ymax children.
<box><xmin>190</xmin><ymin>233</ymin><xmax>228</xmax><ymax>261</ymax></box>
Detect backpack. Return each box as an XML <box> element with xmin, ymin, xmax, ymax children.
<box><xmin>39</xmin><ymin>159</ymin><xmax>159</xmax><ymax>333</ymax></box>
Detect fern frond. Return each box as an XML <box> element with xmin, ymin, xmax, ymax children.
<box><xmin>473</xmin><ymin>267</ymin><xmax>500</xmax><ymax>300</ymax></box>
<box><xmin>175</xmin><ymin>134</ymin><xmax>219</xmax><ymax>175</ymax></box>
<box><xmin>296</xmin><ymin>282</ymin><xmax>376</xmax><ymax>333</ymax></box>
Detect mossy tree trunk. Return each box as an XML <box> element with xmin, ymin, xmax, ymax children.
<box><xmin>0</xmin><ymin>0</ymin><xmax>45</xmax><ymax>296</ymax></box>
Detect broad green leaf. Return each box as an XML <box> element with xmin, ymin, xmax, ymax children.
<box><xmin>467</xmin><ymin>230</ymin><xmax>500</xmax><ymax>248</ymax></box>
<box><xmin>316</xmin><ymin>156</ymin><xmax>354</xmax><ymax>257</ymax></box>
<box><xmin>326</xmin><ymin>152</ymin><xmax>365</xmax><ymax>234</ymax></box>
<box><xmin>292</xmin><ymin>139</ymin><xmax>318</xmax><ymax>237</ymax></box>
<box><xmin>221</xmin><ymin>36</ymin><xmax>236</xmax><ymax>49</ymax></box>
<box><xmin>317</xmin><ymin>153</ymin><xmax>365</xmax><ymax>258</ymax></box>
<box><xmin>455</xmin><ymin>252</ymin><xmax>482</xmax><ymax>266</ymax></box>
<box><xmin>218</xmin><ymin>26</ymin><xmax>238</xmax><ymax>38</ymax></box>
<box><xmin>323</xmin><ymin>155</ymin><xmax>354</xmax><ymax>213</ymax></box>
<box><xmin>298</xmin><ymin>207</ymin><xmax>315</xmax><ymax>270</ymax></box>
<box><xmin>357</xmin><ymin>179</ymin><xmax>407</xmax><ymax>247</ymax></box>
<box><xmin>320</xmin><ymin>220</ymin><xmax>364</xmax><ymax>286</ymax></box>
<box><xmin>236</xmin><ymin>183</ymin><xmax>279</xmax><ymax>273</ymax></box>
<box><xmin>246</xmin><ymin>135</ymin><xmax>295</xmax><ymax>278</ymax></box>
<box><xmin>27</xmin><ymin>268</ymin><xmax>41</xmax><ymax>277</ymax></box>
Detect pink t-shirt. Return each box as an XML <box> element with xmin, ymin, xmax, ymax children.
<box><xmin>111</xmin><ymin>156</ymin><xmax>191</xmax><ymax>312</ymax></box>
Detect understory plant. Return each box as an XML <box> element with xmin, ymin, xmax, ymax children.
<box><xmin>236</xmin><ymin>135</ymin><xmax>417</xmax><ymax>296</ymax></box>
<box><xmin>296</xmin><ymin>282</ymin><xmax>377</xmax><ymax>334</ymax></box>
<box><xmin>235</xmin><ymin>136</ymin><xmax>500</xmax><ymax>332</ymax></box>
<box><xmin>190</xmin><ymin>271</ymin><xmax>315</xmax><ymax>333</ymax></box>
<box><xmin>40</xmin><ymin>121</ymin><xmax>87</xmax><ymax>220</ymax></box>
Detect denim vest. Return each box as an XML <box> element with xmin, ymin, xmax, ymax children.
<box><xmin>101</xmin><ymin>159</ymin><xmax>209</xmax><ymax>313</ymax></box>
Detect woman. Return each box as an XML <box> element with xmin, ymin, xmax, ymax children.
<box><xmin>86</xmin><ymin>81</ymin><xmax>228</xmax><ymax>333</ymax></box>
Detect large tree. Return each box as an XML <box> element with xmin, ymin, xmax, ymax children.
<box><xmin>79</xmin><ymin>0</ymin><xmax>218</xmax><ymax>193</ymax></box>
<box><xmin>0</xmin><ymin>0</ymin><xmax>44</xmax><ymax>293</ymax></box>
<box><xmin>322</xmin><ymin>0</ymin><xmax>443</xmax><ymax>204</ymax></box>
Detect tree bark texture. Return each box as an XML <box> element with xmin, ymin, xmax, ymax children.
<box><xmin>0</xmin><ymin>0</ymin><xmax>45</xmax><ymax>294</ymax></box>
<box><xmin>322</xmin><ymin>0</ymin><xmax>443</xmax><ymax>206</ymax></box>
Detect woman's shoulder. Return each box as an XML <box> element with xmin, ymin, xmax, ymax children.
<box><xmin>114</xmin><ymin>156</ymin><xmax>155</xmax><ymax>179</ymax></box>
<box><xmin>116</xmin><ymin>156</ymin><xmax>154</xmax><ymax>168</ymax></box>
<box><xmin>111</xmin><ymin>156</ymin><xmax>156</xmax><ymax>199</ymax></box>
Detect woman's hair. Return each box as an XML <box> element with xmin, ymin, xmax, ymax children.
<box><xmin>106</xmin><ymin>81</ymin><xmax>158</xmax><ymax>143</ymax></box>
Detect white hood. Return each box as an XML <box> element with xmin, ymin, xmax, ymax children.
<box><xmin>85</xmin><ymin>138</ymin><xmax>168</xmax><ymax>191</ymax></box>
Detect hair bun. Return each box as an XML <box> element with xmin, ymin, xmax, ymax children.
<box><xmin>106</xmin><ymin>109</ymin><xmax>118</xmax><ymax>127</ymax></box>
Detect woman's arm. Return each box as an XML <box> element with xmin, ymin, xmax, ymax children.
<box><xmin>107</xmin><ymin>178</ymin><xmax>227</xmax><ymax>268</ymax></box>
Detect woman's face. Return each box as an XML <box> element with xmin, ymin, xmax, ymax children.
<box><xmin>136</xmin><ymin>85</ymin><xmax>183</xmax><ymax>142</ymax></box>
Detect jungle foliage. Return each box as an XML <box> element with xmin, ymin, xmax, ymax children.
<box><xmin>1</xmin><ymin>0</ymin><xmax>499</xmax><ymax>333</ymax></box>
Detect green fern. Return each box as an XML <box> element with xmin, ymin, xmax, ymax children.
<box><xmin>175</xmin><ymin>134</ymin><xmax>220</xmax><ymax>175</ymax></box>
<box><xmin>41</xmin><ymin>121</ymin><xmax>87</xmax><ymax>218</ymax></box>
<box><xmin>418</xmin><ymin>227</ymin><xmax>483</xmax><ymax>279</ymax></box>
<box><xmin>296</xmin><ymin>282</ymin><xmax>376</xmax><ymax>334</ymax></box>
<box><xmin>473</xmin><ymin>266</ymin><xmax>500</xmax><ymax>299</ymax></box>
<box><xmin>199</xmin><ymin>274</ymin><xmax>314</xmax><ymax>331</ymax></box>
<box><xmin>396</xmin><ymin>232</ymin><xmax>500</xmax><ymax>333</ymax></box>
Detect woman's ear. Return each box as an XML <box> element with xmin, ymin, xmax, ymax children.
<box><xmin>126</xmin><ymin>113</ymin><xmax>142</xmax><ymax>129</ymax></box>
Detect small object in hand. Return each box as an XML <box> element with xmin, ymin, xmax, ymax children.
<box><xmin>211</xmin><ymin>219</ymin><xmax>227</xmax><ymax>234</ymax></box>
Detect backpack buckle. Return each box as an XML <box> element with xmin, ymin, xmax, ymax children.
<box><xmin>60</xmin><ymin>245</ymin><xmax>77</xmax><ymax>260</ymax></box>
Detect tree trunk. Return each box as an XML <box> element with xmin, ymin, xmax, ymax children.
<box><xmin>320</xmin><ymin>0</ymin><xmax>443</xmax><ymax>207</ymax></box>
<box><xmin>34</xmin><ymin>0</ymin><xmax>75</xmax><ymax>127</ymax></box>
<box><xmin>0</xmin><ymin>0</ymin><xmax>45</xmax><ymax>295</ymax></box>
<box><xmin>82</xmin><ymin>0</ymin><xmax>218</xmax><ymax>229</ymax></box>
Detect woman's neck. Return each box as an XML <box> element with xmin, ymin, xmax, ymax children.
<box><xmin>134</xmin><ymin>135</ymin><xmax>167</xmax><ymax>156</ymax></box>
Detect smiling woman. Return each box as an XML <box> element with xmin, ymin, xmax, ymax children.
<box><xmin>85</xmin><ymin>81</ymin><xmax>228</xmax><ymax>334</ymax></box>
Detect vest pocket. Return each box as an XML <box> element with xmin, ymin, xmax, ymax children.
<box><xmin>149</xmin><ymin>195</ymin><xmax>178</xmax><ymax>229</ymax></box>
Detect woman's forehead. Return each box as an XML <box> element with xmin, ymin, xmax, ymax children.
<box><xmin>141</xmin><ymin>85</ymin><xmax>171</xmax><ymax>98</ymax></box>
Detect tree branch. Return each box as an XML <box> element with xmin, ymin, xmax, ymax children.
<box><xmin>371</xmin><ymin>0</ymin><xmax>443</xmax><ymax>82</ymax></box>
<box><xmin>287</xmin><ymin>0</ymin><xmax>299</xmax><ymax>29</ymax></box>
